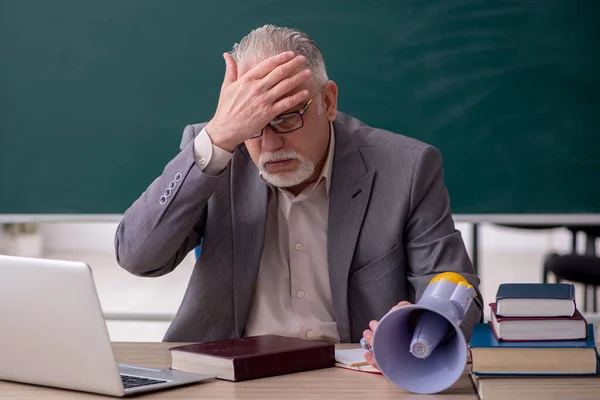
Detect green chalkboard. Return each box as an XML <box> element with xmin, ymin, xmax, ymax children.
<box><xmin>1</xmin><ymin>0</ymin><xmax>599</xmax><ymax>214</ymax></box>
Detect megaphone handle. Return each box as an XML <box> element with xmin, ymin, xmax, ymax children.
<box><xmin>409</xmin><ymin>310</ymin><xmax>450</xmax><ymax>359</ymax></box>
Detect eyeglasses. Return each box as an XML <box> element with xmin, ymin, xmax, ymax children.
<box><xmin>250</xmin><ymin>90</ymin><xmax>321</xmax><ymax>139</ymax></box>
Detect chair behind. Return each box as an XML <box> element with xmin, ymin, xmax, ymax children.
<box><xmin>543</xmin><ymin>226</ymin><xmax>600</xmax><ymax>312</ymax></box>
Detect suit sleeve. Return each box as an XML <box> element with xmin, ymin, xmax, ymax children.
<box><xmin>404</xmin><ymin>145</ymin><xmax>483</xmax><ymax>340</ymax></box>
<box><xmin>114</xmin><ymin>124</ymin><xmax>227</xmax><ymax>277</ymax></box>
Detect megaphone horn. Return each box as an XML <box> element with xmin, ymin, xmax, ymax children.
<box><xmin>372</xmin><ymin>272</ymin><xmax>476</xmax><ymax>394</ymax></box>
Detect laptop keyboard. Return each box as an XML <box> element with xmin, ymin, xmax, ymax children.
<box><xmin>120</xmin><ymin>374</ymin><xmax>167</xmax><ymax>389</ymax></box>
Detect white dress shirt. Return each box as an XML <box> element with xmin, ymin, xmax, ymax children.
<box><xmin>194</xmin><ymin>124</ymin><xmax>340</xmax><ymax>342</ymax></box>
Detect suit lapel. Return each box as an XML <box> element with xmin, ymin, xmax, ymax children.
<box><xmin>328</xmin><ymin>122</ymin><xmax>375</xmax><ymax>342</ymax></box>
<box><xmin>231</xmin><ymin>147</ymin><xmax>268</xmax><ymax>337</ymax></box>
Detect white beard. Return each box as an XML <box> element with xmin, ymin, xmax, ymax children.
<box><xmin>258</xmin><ymin>150</ymin><xmax>315</xmax><ymax>188</ymax></box>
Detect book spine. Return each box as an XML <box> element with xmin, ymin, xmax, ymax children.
<box><xmin>568</xmin><ymin>284</ymin><xmax>575</xmax><ymax>300</ymax></box>
<box><xmin>595</xmin><ymin>346</ymin><xmax>599</xmax><ymax>374</ymax></box>
<box><xmin>232</xmin><ymin>345</ymin><xmax>335</xmax><ymax>381</ymax></box>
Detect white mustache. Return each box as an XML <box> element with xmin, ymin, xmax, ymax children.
<box><xmin>258</xmin><ymin>150</ymin><xmax>316</xmax><ymax>188</ymax></box>
<box><xmin>258</xmin><ymin>151</ymin><xmax>302</xmax><ymax>169</ymax></box>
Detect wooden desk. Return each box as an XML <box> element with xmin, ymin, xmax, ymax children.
<box><xmin>0</xmin><ymin>343</ymin><xmax>477</xmax><ymax>399</ymax></box>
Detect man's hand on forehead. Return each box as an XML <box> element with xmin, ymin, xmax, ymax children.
<box><xmin>204</xmin><ymin>51</ymin><xmax>312</xmax><ymax>152</ymax></box>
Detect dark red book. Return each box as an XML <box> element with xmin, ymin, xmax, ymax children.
<box><xmin>489</xmin><ymin>303</ymin><xmax>588</xmax><ymax>342</ymax></box>
<box><xmin>169</xmin><ymin>335</ymin><xmax>335</xmax><ymax>381</ymax></box>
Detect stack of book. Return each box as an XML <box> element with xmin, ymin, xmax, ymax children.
<box><xmin>469</xmin><ymin>283</ymin><xmax>600</xmax><ymax>400</ymax></box>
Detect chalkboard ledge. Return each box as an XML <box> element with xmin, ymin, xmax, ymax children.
<box><xmin>1</xmin><ymin>214</ymin><xmax>600</xmax><ymax>224</ymax></box>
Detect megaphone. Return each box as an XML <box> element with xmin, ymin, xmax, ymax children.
<box><xmin>371</xmin><ymin>272</ymin><xmax>476</xmax><ymax>394</ymax></box>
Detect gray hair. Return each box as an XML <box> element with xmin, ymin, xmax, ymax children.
<box><xmin>231</xmin><ymin>24</ymin><xmax>329</xmax><ymax>91</ymax></box>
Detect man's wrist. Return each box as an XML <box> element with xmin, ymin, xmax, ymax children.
<box><xmin>193</xmin><ymin>128</ymin><xmax>233</xmax><ymax>175</ymax></box>
<box><xmin>205</xmin><ymin>121</ymin><xmax>238</xmax><ymax>153</ymax></box>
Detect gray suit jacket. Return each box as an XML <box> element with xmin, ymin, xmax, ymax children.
<box><xmin>115</xmin><ymin>112</ymin><xmax>483</xmax><ymax>343</ymax></box>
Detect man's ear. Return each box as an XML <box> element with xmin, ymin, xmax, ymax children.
<box><xmin>322</xmin><ymin>81</ymin><xmax>338</xmax><ymax>121</ymax></box>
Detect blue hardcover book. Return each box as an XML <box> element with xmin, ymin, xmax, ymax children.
<box><xmin>495</xmin><ymin>283</ymin><xmax>575</xmax><ymax>317</ymax></box>
<box><xmin>469</xmin><ymin>323</ymin><xmax>598</xmax><ymax>376</ymax></box>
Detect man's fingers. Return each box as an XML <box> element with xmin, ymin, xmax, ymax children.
<box><xmin>243</xmin><ymin>51</ymin><xmax>296</xmax><ymax>80</ymax></box>
<box><xmin>364</xmin><ymin>351</ymin><xmax>379</xmax><ymax>370</ymax></box>
<box><xmin>222</xmin><ymin>53</ymin><xmax>238</xmax><ymax>87</ymax></box>
<box><xmin>271</xmin><ymin>89</ymin><xmax>309</xmax><ymax>115</ymax></box>
<box><xmin>363</xmin><ymin>325</ymin><xmax>380</xmax><ymax>370</ymax></box>
<box><xmin>362</xmin><ymin>329</ymin><xmax>373</xmax><ymax>346</ymax></box>
<box><xmin>259</xmin><ymin>55</ymin><xmax>307</xmax><ymax>91</ymax></box>
<box><xmin>264</xmin><ymin>69</ymin><xmax>312</xmax><ymax>104</ymax></box>
<box><xmin>368</xmin><ymin>320</ymin><xmax>379</xmax><ymax>331</ymax></box>
<box><xmin>391</xmin><ymin>301</ymin><xmax>412</xmax><ymax>311</ymax></box>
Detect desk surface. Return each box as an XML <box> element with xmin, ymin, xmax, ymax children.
<box><xmin>0</xmin><ymin>342</ymin><xmax>477</xmax><ymax>399</ymax></box>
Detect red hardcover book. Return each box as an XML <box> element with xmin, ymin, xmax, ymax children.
<box><xmin>169</xmin><ymin>335</ymin><xmax>335</xmax><ymax>381</ymax></box>
<box><xmin>489</xmin><ymin>303</ymin><xmax>588</xmax><ymax>341</ymax></box>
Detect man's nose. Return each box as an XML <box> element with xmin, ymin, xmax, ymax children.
<box><xmin>261</xmin><ymin>126</ymin><xmax>284</xmax><ymax>152</ymax></box>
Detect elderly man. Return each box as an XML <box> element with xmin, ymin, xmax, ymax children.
<box><xmin>115</xmin><ymin>24</ymin><xmax>482</xmax><ymax>369</ymax></box>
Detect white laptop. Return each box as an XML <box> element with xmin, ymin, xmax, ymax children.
<box><xmin>0</xmin><ymin>254</ymin><xmax>215</xmax><ymax>396</ymax></box>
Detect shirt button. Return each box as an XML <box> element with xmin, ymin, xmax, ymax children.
<box><xmin>198</xmin><ymin>157</ymin><xmax>206</xmax><ymax>166</ymax></box>
<box><xmin>306</xmin><ymin>330</ymin><xmax>314</xmax><ymax>338</ymax></box>
<box><xmin>295</xmin><ymin>243</ymin><xmax>303</xmax><ymax>251</ymax></box>
<box><xmin>297</xmin><ymin>290</ymin><xmax>305</xmax><ymax>298</ymax></box>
